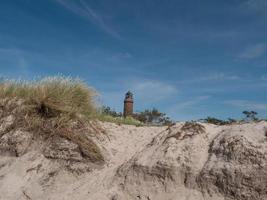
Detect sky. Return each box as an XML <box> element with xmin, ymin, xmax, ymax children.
<box><xmin>0</xmin><ymin>0</ymin><xmax>267</xmax><ymax>120</ymax></box>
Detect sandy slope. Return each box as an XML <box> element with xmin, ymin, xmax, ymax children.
<box><xmin>0</xmin><ymin>119</ymin><xmax>266</xmax><ymax>200</ymax></box>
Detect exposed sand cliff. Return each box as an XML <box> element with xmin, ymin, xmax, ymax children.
<box><xmin>0</xmin><ymin>100</ymin><xmax>266</xmax><ymax>200</ymax></box>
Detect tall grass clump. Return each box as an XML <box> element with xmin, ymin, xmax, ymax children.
<box><xmin>0</xmin><ymin>76</ymin><xmax>104</xmax><ymax>162</ymax></box>
<box><xmin>0</xmin><ymin>76</ymin><xmax>97</xmax><ymax>118</ymax></box>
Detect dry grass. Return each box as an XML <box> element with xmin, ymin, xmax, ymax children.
<box><xmin>181</xmin><ymin>121</ymin><xmax>205</xmax><ymax>134</ymax></box>
<box><xmin>165</xmin><ymin>121</ymin><xmax>205</xmax><ymax>142</ymax></box>
<box><xmin>0</xmin><ymin>76</ymin><xmax>104</xmax><ymax>162</ymax></box>
<box><xmin>55</xmin><ymin>119</ymin><xmax>104</xmax><ymax>162</ymax></box>
<box><xmin>264</xmin><ymin>127</ymin><xmax>267</xmax><ymax>139</ymax></box>
<box><xmin>0</xmin><ymin>76</ymin><xmax>97</xmax><ymax>118</ymax></box>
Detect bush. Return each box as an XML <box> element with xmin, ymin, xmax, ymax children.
<box><xmin>101</xmin><ymin>106</ymin><xmax>122</xmax><ymax>117</ymax></box>
<box><xmin>242</xmin><ymin>111</ymin><xmax>258</xmax><ymax>122</ymax></box>
<box><xmin>133</xmin><ymin>108</ymin><xmax>173</xmax><ymax>126</ymax></box>
<box><xmin>204</xmin><ymin>117</ymin><xmax>229</xmax><ymax>125</ymax></box>
<box><xmin>203</xmin><ymin>117</ymin><xmax>240</xmax><ymax>125</ymax></box>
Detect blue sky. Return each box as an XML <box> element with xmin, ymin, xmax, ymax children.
<box><xmin>0</xmin><ymin>0</ymin><xmax>267</xmax><ymax>120</ymax></box>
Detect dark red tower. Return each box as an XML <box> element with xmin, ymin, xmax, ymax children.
<box><xmin>123</xmin><ymin>91</ymin><xmax>133</xmax><ymax>117</ymax></box>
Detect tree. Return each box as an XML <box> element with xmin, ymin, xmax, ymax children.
<box><xmin>242</xmin><ymin>110</ymin><xmax>258</xmax><ymax>121</ymax></box>
<box><xmin>203</xmin><ymin>117</ymin><xmax>238</xmax><ymax>125</ymax></box>
<box><xmin>134</xmin><ymin>108</ymin><xmax>173</xmax><ymax>126</ymax></box>
<box><xmin>228</xmin><ymin>118</ymin><xmax>237</xmax><ymax>123</ymax></box>
<box><xmin>101</xmin><ymin>106</ymin><xmax>122</xmax><ymax>117</ymax></box>
<box><xmin>204</xmin><ymin>117</ymin><xmax>228</xmax><ymax>125</ymax></box>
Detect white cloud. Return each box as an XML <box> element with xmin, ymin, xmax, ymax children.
<box><xmin>0</xmin><ymin>47</ymin><xmax>29</xmax><ymax>75</ymax></box>
<box><xmin>225</xmin><ymin>100</ymin><xmax>267</xmax><ymax>111</ymax></box>
<box><xmin>261</xmin><ymin>74</ymin><xmax>267</xmax><ymax>81</ymax></box>
<box><xmin>109</xmin><ymin>52</ymin><xmax>132</xmax><ymax>62</ymax></box>
<box><xmin>130</xmin><ymin>80</ymin><xmax>178</xmax><ymax>103</ymax></box>
<box><xmin>238</xmin><ymin>44</ymin><xmax>266</xmax><ymax>59</ymax></box>
<box><xmin>54</xmin><ymin>0</ymin><xmax>121</xmax><ymax>39</ymax></box>
<box><xmin>177</xmin><ymin>72</ymin><xmax>240</xmax><ymax>84</ymax></box>
<box><xmin>166</xmin><ymin>95</ymin><xmax>211</xmax><ymax>120</ymax></box>
<box><xmin>0</xmin><ymin>47</ymin><xmax>20</xmax><ymax>54</ymax></box>
<box><xmin>197</xmin><ymin>73</ymin><xmax>240</xmax><ymax>81</ymax></box>
<box><xmin>244</xmin><ymin>0</ymin><xmax>267</xmax><ymax>13</ymax></box>
<box><xmin>170</xmin><ymin>95</ymin><xmax>211</xmax><ymax>110</ymax></box>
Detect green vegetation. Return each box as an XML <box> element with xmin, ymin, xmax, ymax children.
<box><xmin>101</xmin><ymin>106</ymin><xmax>122</xmax><ymax>117</ymax></box>
<box><xmin>133</xmin><ymin>108</ymin><xmax>174</xmax><ymax>126</ymax></box>
<box><xmin>203</xmin><ymin>117</ymin><xmax>232</xmax><ymax>125</ymax></box>
<box><xmin>242</xmin><ymin>110</ymin><xmax>258</xmax><ymax>122</ymax></box>
<box><xmin>203</xmin><ymin>110</ymin><xmax>263</xmax><ymax>125</ymax></box>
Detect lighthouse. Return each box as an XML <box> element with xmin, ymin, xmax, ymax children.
<box><xmin>123</xmin><ymin>91</ymin><xmax>133</xmax><ymax>117</ymax></box>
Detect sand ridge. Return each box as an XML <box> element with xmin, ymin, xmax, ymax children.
<box><xmin>0</xmin><ymin>120</ymin><xmax>266</xmax><ymax>200</ymax></box>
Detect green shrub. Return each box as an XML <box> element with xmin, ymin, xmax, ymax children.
<box><xmin>101</xmin><ymin>106</ymin><xmax>122</xmax><ymax>117</ymax></box>
<box><xmin>242</xmin><ymin>110</ymin><xmax>258</xmax><ymax>122</ymax></box>
<box><xmin>204</xmin><ymin>117</ymin><xmax>228</xmax><ymax>125</ymax></box>
<box><xmin>203</xmin><ymin>117</ymin><xmax>240</xmax><ymax>125</ymax></box>
<box><xmin>133</xmin><ymin>108</ymin><xmax>174</xmax><ymax>126</ymax></box>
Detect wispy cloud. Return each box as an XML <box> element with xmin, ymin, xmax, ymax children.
<box><xmin>197</xmin><ymin>73</ymin><xmax>240</xmax><ymax>81</ymax></box>
<box><xmin>54</xmin><ymin>0</ymin><xmax>121</xmax><ymax>39</ymax></box>
<box><xmin>225</xmin><ymin>100</ymin><xmax>267</xmax><ymax>111</ymax></box>
<box><xmin>0</xmin><ymin>47</ymin><xmax>20</xmax><ymax>54</ymax></box>
<box><xmin>0</xmin><ymin>47</ymin><xmax>29</xmax><ymax>75</ymax></box>
<box><xmin>171</xmin><ymin>95</ymin><xmax>211</xmax><ymax>110</ymax></box>
<box><xmin>261</xmin><ymin>74</ymin><xmax>267</xmax><ymax>81</ymax></box>
<box><xmin>244</xmin><ymin>0</ymin><xmax>267</xmax><ymax>13</ymax></box>
<box><xmin>108</xmin><ymin>52</ymin><xmax>132</xmax><ymax>63</ymax></box>
<box><xmin>130</xmin><ymin>80</ymin><xmax>178</xmax><ymax>104</ymax></box>
<box><xmin>177</xmin><ymin>72</ymin><xmax>240</xmax><ymax>84</ymax></box>
<box><xmin>238</xmin><ymin>44</ymin><xmax>266</xmax><ymax>59</ymax></box>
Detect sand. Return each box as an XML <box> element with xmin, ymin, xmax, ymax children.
<box><xmin>0</xmin><ymin>120</ymin><xmax>267</xmax><ymax>200</ymax></box>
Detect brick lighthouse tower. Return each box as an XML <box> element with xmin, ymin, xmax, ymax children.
<box><xmin>123</xmin><ymin>91</ymin><xmax>133</xmax><ymax>117</ymax></box>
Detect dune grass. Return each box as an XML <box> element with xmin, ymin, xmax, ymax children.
<box><xmin>0</xmin><ymin>76</ymin><xmax>97</xmax><ymax>118</ymax></box>
<box><xmin>0</xmin><ymin>76</ymin><xmax>105</xmax><ymax>162</ymax></box>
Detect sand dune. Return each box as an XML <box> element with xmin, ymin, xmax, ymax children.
<box><xmin>0</xmin><ymin>113</ymin><xmax>267</xmax><ymax>199</ymax></box>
